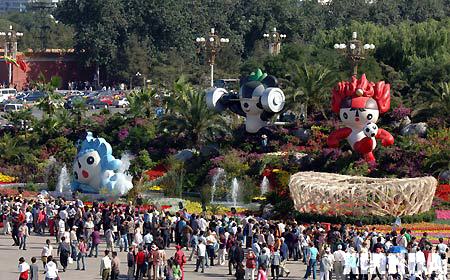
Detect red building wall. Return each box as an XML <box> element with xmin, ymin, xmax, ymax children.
<box><xmin>0</xmin><ymin>51</ymin><xmax>94</xmax><ymax>90</ymax></box>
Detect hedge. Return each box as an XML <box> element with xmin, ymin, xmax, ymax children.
<box><xmin>294</xmin><ymin>210</ymin><xmax>436</xmax><ymax>225</ymax></box>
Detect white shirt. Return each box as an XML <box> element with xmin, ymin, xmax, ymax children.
<box><xmin>197</xmin><ymin>243</ymin><xmax>206</xmax><ymax>257</ymax></box>
<box><xmin>198</xmin><ymin>218</ymin><xmax>208</xmax><ymax>232</ymax></box>
<box><xmin>437</xmin><ymin>243</ymin><xmax>448</xmax><ymax>254</ymax></box>
<box><xmin>18</xmin><ymin>262</ymin><xmax>30</xmax><ymax>273</ymax></box>
<box><xmin>59</xmin><ymin>210</ymin><xmax>68</xmax><ymax>221</ymax></box>
<box><xmin>333</xmin><ymin>249</ymin><xmax>346</xmax><ymax>262</ymax></box>
<box><xmin>100</xmin><ymin>256</ymin><xmax>112</xmax><ymax>273</ymax></box>
<box><xmin>144</xmin><ymin>233</ymin><xmax>153</xmax><ymax>244</ymax></box>
<box><xmin>58</xmin><ymin>220</ymin><xmax>65</xmax><ymax>233</ymax></box>
<box><xmin>45</xmin><ymin>261</ymin><xmax>58</xmax><ymax>278</ymax></box>
<box><xmin>25</xmin><ymin>212</ymin><xmax>33</xmax><ymax>223</ymax></box>
<box><xmin>42</xmin><ymin>244</ymin><xmax>54</xmax><ymax>257</ymax></box>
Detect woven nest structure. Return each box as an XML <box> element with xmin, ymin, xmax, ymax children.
<box><xmin>289</xmin><ymin>172</ymin><xmax>437</xmax><ymax>216</ymax></box>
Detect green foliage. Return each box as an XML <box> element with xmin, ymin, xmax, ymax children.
<box><xmin>294</xmin><ymin>210</ymin><xmax>436</xmax><ymax>225</ymax></box>
<box><xmin>129</xmin><ymin>150</ymin><xmax>156</xmax><ymax>179</ymax></box>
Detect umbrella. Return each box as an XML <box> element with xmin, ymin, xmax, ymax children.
<box><xmin>388</xmin><ymin>246</ymin><xmax>408</xmax><ymax>253</ymax></box>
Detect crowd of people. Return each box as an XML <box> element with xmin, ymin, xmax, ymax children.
<box><xmin>1</xmin><ymin>192</ymin><xmax>450</xmax><ymax>280</ymax></box>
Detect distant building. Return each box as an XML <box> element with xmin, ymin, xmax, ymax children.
<box><xmin>0</xmin><ymin>0</ymin><xmax>59</xmax><ymax>13</ymax></box>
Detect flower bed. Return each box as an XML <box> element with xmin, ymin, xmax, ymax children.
<box><xmin>0</xmin><ymin>188</ymin><xmax>37</xmax><ymax>197</ymax></box>
<box><xmin>436</xmin><ymin>210</ymin><xmax>450</xmax><ymax>220</ymax></box>
<box><xmin>368</xmin><ymin>222</ymin><xmax>450</xmax><ymax>243</ymax></box>
<box><xmin>435</xmin><ymin>184</ymin><xmax>450</xmax><ymax>201</ymax></box>
<box><xmin>0</xmin><ymin>173</ymin><xmax>17</xmax><ymax>184</ymax></box>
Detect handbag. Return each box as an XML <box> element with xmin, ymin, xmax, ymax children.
<box><xmin>68</xmin><ymin>257</ymin><xmax>73</xmax><ymax>264</ymax></box>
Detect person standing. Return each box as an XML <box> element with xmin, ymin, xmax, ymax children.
<box><xmin>45</xmin><ymin>256</ymin><xmax>59</xmax><ymax>280</ymax></box>
<box><xmin>304</xmin><ymin>242</ymin><xmax>319</xmax><ymax>280</ymax></box>
<box><xmin>194</xmin><ymin>239</ymin><xmax>206</xmax><ymax>273</ymax></box>
<box><xmin>134</xmin><ymin>246</ymin><xmax>146</xmax><ymax>280</ymax></box>
<box><xmin>257</xmin><ymin>264</ymin><xmax>268</xmax><ymax>280</ymax></box>
<box><xmin>333</xmin><ymin>244</ymin><xmax>345</xmax><ymax>280</ymax></box>
<box><xmin>174</xmin><ymin>245</ymin><xmax>186</xmax><ymax>280</ymax></box>
<box><xmin>29</xmin><ymin>257</ymin><xmax>39</xmax><ymax>280</ymax></box>
<box><xmin>319</xmin><ymin>248</ymin><xmax>334</xmax><ymax>280</ymax></box>
<box><xmin>155</xmin><ymin>245</ymin><xmax>167</xmax><ymax>280</ymax></box>
<box><xmin>100</xmin><ymin>250</ymin><xmax>112</xmax><ymax>280</ymax></box>
<box><xmin>70</xmin><ymin>226</ymin><xmax>79</xmax><ymax>260</ymax></box>
<box><xmin>89</xmin><ymin>226</ymin><xmax>101</xmax><ymax>258</ymax></box>
<box><xmin>111</xmin><ymin>251</ymin><xmax>120</xmax><ymax>280</ymax></box>
<box><xmin>127</xmin><ymin>245</ymin><xmax>136</xmax><ymax>280</ymax></box>
<box><xmin>58</xmin><ymin>236</ymin><xmax>70</xmax><ymax>272</ymax></box>
<box><xmin>77</xmin><ymin>237</ymin><xmax>87</xmax><ymax>270</ymax></box>
<box><xmin>105</xmin><ymin>226</ymin><xmax>115</xmax><ymax>252</ymax></box>
<box><xmin>18</xmin><ymin>257</ymin><xmax>30</xmax><ymax>280</ymax></box>
<box><xmin>246</xmin><ymin>249</ymin><xmax>257</xmax><ymax>280</ymax></box>
<box><xmin>18</xmin><ymin>222</ymin><xmax>29</xmax><ymax>250</ymax></box>
<box><xmin>270</xmin><ymin>248</ymin><xmax>282</xmax><ymax>280</ymax></box>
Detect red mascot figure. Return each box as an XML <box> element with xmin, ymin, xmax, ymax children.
<box><xmin>327</xmin><ymin>74</ymin><xmax>394</xmax><ymax>162</ymax></box>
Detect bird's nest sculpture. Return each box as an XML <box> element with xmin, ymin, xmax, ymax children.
<box><xmin>289</xmin><ymin>172</ymin><xmax>437</xmax><ymax>216</ymax></box>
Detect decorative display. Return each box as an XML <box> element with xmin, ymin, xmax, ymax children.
<box><xmin>289</xmin><ymin>171</ymin><xmax>437</xmax><ymax>216</ymax></box>
<box><xmin>206</xmin><ymin>69</ymin><xmax>285</xmax><ymax>133</ymax></box>
<box><xmin>71</xmin><ymin>132</ymin><xmax>133</xmax><ymax>195</ymax></box>
<box><xmin>327</xmin><ymin>74</ymin><xmax>394</xmax><ymax>162</ymax></box>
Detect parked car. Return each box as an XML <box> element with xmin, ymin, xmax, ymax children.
<box><xmin>24</xmin><ymin>91</ymin><xmax>46</xmax><ymax>103</ymax></box>
<box><xmin>0</xmin><ymin>88</ymin><xmax>17</xmax><ymax>103</ymax></box>
<box><xmin>86</xmin><ymin>98</ymin><xmax>109</xmax><ymax>109</ymax></box>
<box><xmin>4</xmin><ymin>103</ymin><xmax>24</xmax><ymax>112</ymax></box>
<box><xmin>113</xmin><ymin>97</ymin><xmax>129</xmax><ymax>108</ymax></box>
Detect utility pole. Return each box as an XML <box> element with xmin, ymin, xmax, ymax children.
<box><xmin>334</xmin><ymin>32</ymin><xmax>375</xmax><ymax>76</ymax></box>
<box><xmin>0</xmin><ymin>25</ymin><xmax>24</xmax><ymax>86</ymax></box>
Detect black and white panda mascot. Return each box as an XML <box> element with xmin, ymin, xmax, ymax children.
<box><xmin>206</xmin><ymin>69</ymin><xmax>285</xmax><ymax>133</ymax></box>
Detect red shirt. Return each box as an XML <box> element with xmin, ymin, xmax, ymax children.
<box><xmin>136</xmin><ymin>251</ymin><xmax>146</xmax><ymax>265</ymax></box>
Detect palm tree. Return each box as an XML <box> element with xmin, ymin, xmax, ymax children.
<box><xmin>126</xmin><ymin>88</ymin><xmax>156</xmax><ymax>119</ymax></box>
<box><xmin>0</xmin><ymin>133</ymin><xmax>26</xmax><ymax>164</ymax></box>
<box><xmin>69</xmin><ymin>97</ymin><xmax>88</xmax><ymax>127</ymax></box>
<box><xmin>163</xmin><ymin>83</ymin><xmax>227</xmax><ymax>147</ymax></box>
<box><xmin>413</xmin><ymin>81</ymin><xmax>450</xmax><ymax>123</ymax></box>
<box><xmin>5</xmin><ymin>108</ymin><xmax>35</xmax><ymax>134</ymax></box>
<box><xmin>37</xmin><ymin>91</ymin><xmax>64</xmax><ymax>116</ymax></box>
<box><xmin>288</xmin><ymin>63</ymin><xmax>337</xmax><ymax>119</ymax></box>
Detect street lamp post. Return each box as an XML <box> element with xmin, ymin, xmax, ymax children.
<box><xmin>263</xmin><ymin>27</ymin><xmax>286</xmax><ymax>55</ymax></box>
<box><xmin>0</xmin><ymin>25</ymin><xmax>24</xmax><ymax>86</ymax></box>
<box><xmin>334</xmin><ymin>32</ymin><xmax>375</xmax><ymax>76</ymax></box>
<box><xmin>196</xmin><ymin>28</ymin><xmax>229</xmax><ymax>87</ymax></box>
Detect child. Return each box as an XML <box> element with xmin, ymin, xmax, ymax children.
<box><xmin>18</xmin><ymin>257</ymin><xmax>30</xmax><ymax>280</ymax></box>
<box><xmin>165</xmin><ymin>258</ymin><xmax>174</xmax><ymax>280</ymax></box>
<box><xmin>172</xmin><ymin>258</ymin><xmax>182</xmax><ymax>280</ymax></box>
<box><xmin>30</xmin><ymin>257</ymin><xmax>39</xmax><ymax>280</ymax></box>
<box><xmin>257</xmin><ymin>264</ymin><xmax>268</xmax><ymax>280</ymax></box>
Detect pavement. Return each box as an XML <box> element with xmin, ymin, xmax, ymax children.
<box><xmin>0</xmin><ymin>233</ymin><xmax>307</xmax><ymax>279</ymax></box>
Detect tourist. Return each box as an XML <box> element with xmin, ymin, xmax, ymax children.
<box><xmin>58</xmin><ymin>236</ymin><xmax>70</xmax><ymax>272</ymax></box>
<box><xmin>77</xmin><ymin>237</ymin><xmax>87</xmax><ymax>270</ymax></box>
<box><xmin>143</xmin><ymin>230</ymin><xmax>153</xmax><ymax>251</ymax></box>
<box><xmin>105</xmin><ymin>226</ymin><xmax>115</xmax><ymax>252</ymax></box>
<box><xmin>44</xmin><ymin>256</ymin><xmax>59</xmax><ymax>280</ymax></box>
<box><xmin>235</xmin><ymin>262</ymin><xmax>246</xmax><ymax>280</ymax></box>
<box><xmin>304</xmin><ymin>242</ymin><xmax>318</xmax><ymax>280</ymax></box>
<box><xmin>100</xmin><ymin>250</ymin><xmax>112</xmax><ymax>280</ymax></box>
<box><xmin>134</xmin><ymin>246</ymin><xmax>146</xmax><ymax>280</ymax></box>
<box><xmin>188</xmin><ymin>230</ymin><xmax>199</xmax><ymax>261</ymax></box>
<box><xmin>172</xmin><ymin>258</ymin><xmax>182</xmax><ymax>280</ymax></box>
<box><xmin>257</xmin><ymin>264</ymin><xmax>268</xmax><ymax>280</ymax></box>
<box><xmin>41</xmin><ymin>239</ymin><xmax>53</xmax><ymax>269</ymax></box>
<box><xmin>111</xmin><ymin>251</ymin><xmax>120</xmax><ymax>280</ymax></box>
<box><xmin>279</xmin><ymin>237</ymin><xmax>290</xmax><ymax>277</ymax></box>
<box><xmin>155</xmin><ymin>244</ymin><xmax>167</xmax><ymax>280</ymax></box>
<box><xmin>174</xmin><ymin>245</ymin><xmax>186</xmax><ymax>280</ymax></box>
<box><xmin>206</xmin><ymin>229</ymin><xmax>217</xmax><ymax>266</ymax></box>
<box><xmin>30</xmin><ymin>257</ymin><xmax>39</xmax><ymax>280</ymax></box>
<box><xmin>333</xmin><ymin>244</ymin><xmax>345</xmax><ymax>280</ymax></box>
<box><xmin>70</xmin><ymin>225</ymin><xmax>78</xmax><ymax>260</ymax></box>
<box><xmin>120</xmin><ymin>218</ymin><xmax>129</xmax><ymax>252</ymax></box>
<box><xmin>194</xmin><ymin>239</ymin><xmax>206</xmax><ymax>273</ymax></box>
<box><xmin>18</xmin><ymin>257</ymin><xmax>30</xmax><ymax>280</ymax></box>
<box><xmin>18</xmin><ymin>222</ymin><xmax>29</xmax><ymax>250</ymax></box>
<box><xmin>89</xmin><ymin>226</ymin><xmax>101</xmax><ymax>257</ymax></box>
<box><xmin>270</xmin><ymin>247</ymin><xmax>282</xmax><ymax>280</ymax></box>
<box><xmin>245</xmin><ymin>249</ymin><xmax>257</xmax><ymax>280</ymax></box>
<box><xmin>127</xmin><ymin>245</ymin><xmax>136</xmax><ymax>280</ymax></box>
<box><xmin>319</xmin><ymin>247</ymin><xmax>334</xmax><ymax>280</ymax></box>
<box><xmin>257</xmin><ymin>248</ymin><xmax>270</xmax><ymax>271</ymax></box>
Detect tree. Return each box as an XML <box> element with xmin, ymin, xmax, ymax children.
<box><xmin>289</xmin><ymin>64</ymin><xmax>337</xmax><ymax>119</ymax></box>
<box><xmin>126</xmin><ymin>88</ymin><xmax>155</xmax><ymax>119</ymax></box>
<box><xmin>163</xmin><ymin>79</ymin><xmax>227</xmax><ymax>147</ymax></box>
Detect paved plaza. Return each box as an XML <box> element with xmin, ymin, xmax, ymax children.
<box><xmin>0</xmin><ymin>233</ymin><xmax>307</xmax><ymax>280</ymax></box>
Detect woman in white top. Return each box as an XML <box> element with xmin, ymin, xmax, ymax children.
<box><xmin>45</xmin><ymin>256</ymin><xmax>59</xmax><ymax>280</ymax></box>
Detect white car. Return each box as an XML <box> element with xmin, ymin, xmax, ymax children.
<box><xmin>4</xmin><ymin>103</ymin><xmax>24</xmax><ymax>112</ymax></box>
<box><xmin>0</xmin><ymin>88</ymin><xmax>17</xmax><ymax>103</ymax></box>
<box><xmin>114</xmin><ymin>98</ymin><xmax>129</xmax><ymax>108</ymax></box>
